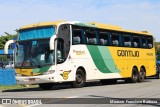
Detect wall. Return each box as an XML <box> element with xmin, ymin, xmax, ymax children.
<box><xmin>0</xmin><ymin>69</ymin><xmax>16</xmax><ymax>85</ymax></box>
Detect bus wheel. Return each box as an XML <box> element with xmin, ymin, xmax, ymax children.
<box><xmin>39</xmin><ymin>83</ymin><xmax>53</xmax><ymax>90</ymax></box>
<box><xmin>138</xmin><ymin>68</ymin><xmax>146</xmax><ymax>82</ymax></box>
<box><xmin>100</xmin><ymin>79</ymin><xmax>117</xmax><ymax>85</ymax></box>
<box><xmin>131</xmin><ymin>68</ymin><xmax>138</xmax><ymax>83</ymax></box>
<box><xmin>72</xmin><ymin>69</ymin><xmax>86</xmax><ymax>88</ymax></box>
<box><xmin>126</xmin><ymin>68</ymin><xmax>138</xmax><ymax>83</ymax></box>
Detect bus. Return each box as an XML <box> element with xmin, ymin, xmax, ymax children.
<box><xmin>4</xmin><ymin>21</ymin><xmax>156</xmax><ymax>90</ymax></box>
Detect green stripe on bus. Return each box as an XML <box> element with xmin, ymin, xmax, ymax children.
<box><xmin>98</xmin><ymin>46</ymin><xmax>120</xmax><ymax>73</ymax></box>
<box><xmin>87</xmin><ymin>45</ymin><xmax>111</xmax><ymax>73</ymax></box>
<box><xmin>75</xmin><ymin>23</ymin><xmax>97</xmax><ymax>28</ymax></box>
<box><xmin>32</xmin><ymin>66</ymin><xmax>50</xmax><ymax>74</ymax></box>
<box><xmin>87</xmin><ymin>45</ymin><xmax>120</xmax><ymax>73</ymax></box>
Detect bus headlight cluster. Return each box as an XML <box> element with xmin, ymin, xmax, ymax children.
<box><xmin>43</xmin><ymin>70</ymin><xmax>55</xmax><ymax>75</ymax></box>
<box><xmin>15</xmin><ymin>73</ymin><xmax>22</xmax><ymax>76</ymax></box>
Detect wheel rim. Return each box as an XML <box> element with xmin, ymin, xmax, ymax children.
<box><xmin>76</xmin><ymin>74</ymin><xmax>83</xmax><ymax>84</ymax></box>
<box><xmin>133</xmin><ymin>72</ymin><xmax>138</xmax><ymax>81</ymax></box>
<box><xmin>140</xmin><ymin>71</ymin><xmax>145</xmax><ymax>80</ymax></box>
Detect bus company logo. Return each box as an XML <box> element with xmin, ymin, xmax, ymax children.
<box><xmin>62</xmin><ymin>71</ymin><xmax>71</xmax><ymax>80</ymax></box>
<box><xmin>117</xmin><ymin>50</ymin><xmax>139</xmax><ymax>57</ymax></box>
<box><xmin>73</xmin><ymin>50</ymin><xmax>85</xmax><ymax>55</ymax></box>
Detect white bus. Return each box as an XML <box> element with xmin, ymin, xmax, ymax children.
<box><xmin>5</xmin><ymin>21</ymin><xmax>156</xmax><ymax>90</ymax></box>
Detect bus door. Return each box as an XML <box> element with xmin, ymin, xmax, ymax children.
<box><xmin>55</xmin><ymin>24</ymin><xmax>74</xmax><ymax>81</ymax></box>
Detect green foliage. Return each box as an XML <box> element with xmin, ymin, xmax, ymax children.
<box><xmin>0</xmin><ymin>32</ymin><xmax>18</xmax><ymax>49</ymax></box>
<box><xmin>155</xmin><ymin>42</ymin><xmax>160</xmax><ymax>46</ymax></box>
<box><xmin>155</xmin><ymin>42</ymin><xmax>160</xmax><ymax>60</ymax></box>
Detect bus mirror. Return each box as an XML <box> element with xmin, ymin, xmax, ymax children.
<box><xmin>4</xmin><ymin>40</ymin><xmax>16</xmax><ymax>54</ymax></box>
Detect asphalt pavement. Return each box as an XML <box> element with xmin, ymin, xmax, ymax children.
<box><xmin>0</xmin><ymin>78</ymin><xmax>160</xmax><ymax>107</ymax></box>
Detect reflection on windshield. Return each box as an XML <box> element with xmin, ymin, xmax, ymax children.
<box><xmin>15</xmin><ymin>39</ymin><xmax>54</xmax><ymax>68</ymax></box>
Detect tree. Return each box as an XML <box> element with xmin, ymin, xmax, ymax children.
<box><xmin>155</xmin><ymin>42</ymin><xmax>160</xmax><ymax>60</ymax></box>
<box><xmin>0</xmin><ymin>32</ymin><xmax>18</xmax><ymax>49</ymax></box>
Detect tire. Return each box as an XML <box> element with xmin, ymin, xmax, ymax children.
<box><xmin>39</xmin><ymin>83</ymin><xmax>53</xmax><ymax>90</ymax></box>
<box><xmin>100</xmin><ymin>79</ymin><xmax>117</xmax><ymax>85</ymax></box>
<box><xmin>138</xmin><ymin>68</ymin><xmax>146</xmax><ymax>82</ymax></box>
<box><xmin>126</xmin><ymin>67</ymin><xmax>138</xmax><ymax>83</ymax></box>
<box><xmin>72</xmin><ymin>69</ymin><xmax>86</xmax><ymax>88</ymax></box>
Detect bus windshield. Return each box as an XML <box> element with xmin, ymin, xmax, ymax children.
<box><xmin>14</xmin><ymin>39</ymin><xmax>54</xmax><ymax>68</ymax></box>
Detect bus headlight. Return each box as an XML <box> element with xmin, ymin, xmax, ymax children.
<box><xmin>43</xmin><ymin>70</ymin><xmax>55</xmax><ymax>75</ymax></box>
<box><xmin>15</xmin><ymin>73</ymin><xmax>22</xmax><ymax>76</ymax></box>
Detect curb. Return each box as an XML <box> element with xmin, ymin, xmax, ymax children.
<box><xmin>0</xmin><ymin>90</ymin><xmax>3</xmax><ymax>93</ymax></box>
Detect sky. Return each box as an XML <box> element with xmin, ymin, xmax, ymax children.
<box><xmin>0</xmin><ymin>0</ymin><xmax>160</xmax><ymax>41</ymax></box>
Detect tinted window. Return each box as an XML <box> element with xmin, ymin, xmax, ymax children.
<box><xmin>132</xmin><ymin>36</ymin><xmax>140</xmax><ymax>48</ymax></box>
<box><xmin>99</xmin><ymin>30</ymin><xmax>108</xmax><ymax>46</ymax></box>
<box><xmin>84</xmin><ymin>28</ymin><xmax>98</xmax><ymax>45</ymax></box>
<box><xmin>110</xmin><ymin>32</ymin><xmax>121</xmax><ymax>46</ymax></box>
<box><xmin>147</xmin><ymin>37</ymin><xmax>153</xmax><ymax>48</ymax></box>
<box><xmin>72</xmin><ymin>26</ymin><xmax>83</xmax><ymax>45</ymax></box>
<box><xmin>142</xmin><ymin>36</ymin><xmax>147</xmax><ymax>48</ymax></box>
<box><xmin>123</xmin><ymin>34</ymin><xmax>131</xmax><ymax>47</ymax></box>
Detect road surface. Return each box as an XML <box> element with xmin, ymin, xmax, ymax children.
<box><xmin>0</xmin><ymin>78</ymin><xmax>160</xmax><ymax>107</ymax></box>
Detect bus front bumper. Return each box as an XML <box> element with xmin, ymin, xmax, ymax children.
<box><xmin>16</xmin><ymin>74</ymin><xmax>56</xmax><ymax>85</ymax></box>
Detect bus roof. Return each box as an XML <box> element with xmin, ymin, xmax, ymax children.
<box><xmin>19</xmin><ymin>21</ymin><xmax>152</xmax><ymax>36</ymax></box>
<box><xmin>88</xmin><ymin>22</ymin><xmax>152</xmax><ymax>36</ymax></box>
<box><xmin>20</xmin><ymin>20</ymin><xmax>66</xmax><ymax>29</ymax></box>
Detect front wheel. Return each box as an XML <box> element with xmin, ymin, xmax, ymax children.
<box><xmin>72</xmin><ymin>69</ymin><xmax>86</xmax><ymax>88</ymax></box>
<box><xmin>39</xmin><ymin>83</ymin><xmax>53</xmax><ymax>90</ymax></box>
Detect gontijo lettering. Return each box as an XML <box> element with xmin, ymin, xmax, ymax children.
<box><xmin>117</xmin><ymin>50</ymin><xmax>139</xmax><ymax>57</ymax></box>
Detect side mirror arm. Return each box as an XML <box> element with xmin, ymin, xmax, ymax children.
<box><xmin>4</xmin><ymin>40</ymin><xmax>16</xmax><ymax>54</ymax></box>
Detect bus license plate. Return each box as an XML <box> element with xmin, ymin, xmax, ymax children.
<box><xmin>29</xmin><ymin>78</ymin><xmax>35</xmax><ymax>82</ymax></box>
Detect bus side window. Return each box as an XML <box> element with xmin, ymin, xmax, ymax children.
<box><xmin>72</xmin><ymin>26</ymin><xmax>83</xmax><ymax>45</ymax></box>
<box><xmin>99</xmin><ymin>30</ymin><xmax>108</xmax><ymax>46</ymax></box>
<box><xmin>73</xmin><ymin>30</ymin><xmax>82</xmax><ymax>44</ymax></box>
<box><xmin>111</xmin><ymin>32</ymin><xmax>120</xmax><ymax>46</ymax></box>
<box><xmin>84</xmin><ymin>28</ymin><xmax>98</xmax><ymax>45</ymax></box>
<box><xmin>147</xmin><ymin>37</ymin><xmax>153</xmax><ymax>48</ymax></box>
<box><xmin>132</xmin><ymin>36</ymin><xmax>140</xmax><ymax>48</ymax></box>
<box><xmin>123</xmin><ymin>34</ymin><xmax>131</xmax><ymax>47</ymax></box>
<box><xmin>142</xmin><ymin>36</ymin><xmax>147</xmax><ymax>48</ymax></box>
